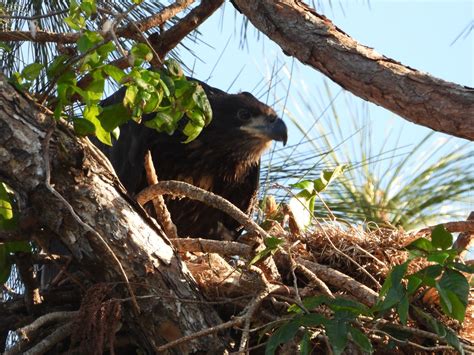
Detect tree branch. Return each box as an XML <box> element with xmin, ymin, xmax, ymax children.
<box><xmin>233</xmin><ymin>0</ymin><xmax>474</xmax><ymax>141</ymax></box>
<box><xmin>150</xmin><ymin>0</ymin><xmax>225</xmax><ymax>59</ymax></box>
<box><xmin>136</xmin><ymin>180</ymin><xmax>272</xmax><ymax>240</ymax></box>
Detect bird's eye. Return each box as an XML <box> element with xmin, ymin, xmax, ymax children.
<box><xmin>237</xmin><ymin>109</ymin><xmax>251</xmax><ymax>121</ymax></box>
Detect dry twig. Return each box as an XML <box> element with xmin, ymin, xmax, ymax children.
<box><xmin>296</xmin><ymin>258</ymin><xmax>378</xmax><ymax>307</ymax></box>
<box><xmin>136</xmin><ymin>181</ymin><xmax>272</xmax><ymax>240</ymax></box>
<box><xmin>143</xmin><ymin>151</ymin><xmax>178</xmax><ymax>239</ymax></box>
<box><xmin>170</xmin><ymin>238</ymin><xmax>253</xmax><ymax>257</ymax></box>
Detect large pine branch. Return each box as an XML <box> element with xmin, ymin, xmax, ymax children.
<box><xmin>233</xmin><ymin>0</ymin><xmax>474</xmax><ymax>141</ymax></box>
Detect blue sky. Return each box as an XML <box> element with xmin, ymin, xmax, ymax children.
<box><xmin>179</xmin><ymin>1</ymin><xmax>473</xmax><ymax>232</ymax></box>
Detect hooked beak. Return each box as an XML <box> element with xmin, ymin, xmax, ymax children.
<box><xmin>241</xmin><ymin>116</ymin><xmax>288</xmax><ymax>146</ymax></box>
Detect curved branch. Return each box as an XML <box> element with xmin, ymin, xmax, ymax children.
<box><xmin>233</xmin><ymin>0</ymin><xmax>474</xmax><ymax>141</ymax></box>
<box><xmin>136</xmin><ymin>180</ymin><xmax>272</xmax><ymax>240</ymax></box>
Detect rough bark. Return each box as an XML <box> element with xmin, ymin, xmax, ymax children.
<box><xmin>233</xmin><ymin>0</ymin><xmax>474</xmax><ymax>141</ymax></box>
<box><xmin>0</xmin><ymin>74</ymin><xmax>225</xmax><ymax>353</ymax></box>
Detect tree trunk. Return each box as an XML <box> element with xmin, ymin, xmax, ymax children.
<box><xmin>233</xmin><ymin>0</ymin><xmax>474</xmax><ymax>141</ymax></box>
<box><xmin>0</xmin><ymin>74</ymin><xmax>225</xmax><ymax>353</ymax></box>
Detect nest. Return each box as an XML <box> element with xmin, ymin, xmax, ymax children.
<box><xmin>174</xmin><ymin>218</ymin><xmax>474</xmax><ymax>353</ymax></box>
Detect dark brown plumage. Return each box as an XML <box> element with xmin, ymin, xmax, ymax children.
<box><xmin>99</xmin><ymin>80</ymin><xmax>287</xmax><ymax>240</ymax></box>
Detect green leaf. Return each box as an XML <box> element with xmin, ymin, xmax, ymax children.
<box><xmin>264</xmin><ymin>237</ymin><xmax>284</xmax><ymax>249</ymax></box>
<box><xmin>299</xmin><ymin>313</ymin><xmax>326</xmax><ymax>327</ymax></box>
<box><xmin>0</xmin><ymin>243</ymin><xmax>12</xmax><ymax>284</ymax></box>
<box><xmin>379</xmin><ymin>262</ymin><xmax>408</xmax><ymax>298</ymax></box>
<box><xmin>80</xmin><ymin>0</ymin><xmax>96</xmax><ymax>17</ymax></box>
<box><xmin>291</xmin><ymin>180</ymin><xmax>314</xmax><ymax>193</ymax></box>
<box><xmin>64</xmin><ymin>15</ymin><xmax>85</xmax><ymax>30</ymax></box>
<box><xmin>97</xmin><ymin>41</ymin><xmax>115</xmax><ymax>60</ymax></box>
<box><xmin>314</xmin><ymin>165</ymin><xmax>346</xmax><ymax>193</ymax></box>
<box><xmin>427</xmin><ymin>251</ymin><xmax>450</xmax><ymax>264</ymax></box>
<box><xmin>445</xmin><ymin>328</ymin><xmax>464</xmax><ymax>354</ymax></box>
<box><xmin>349</xmin><ymin>326</ymin><xmax>373</xmax><ymax>354</ymax></box>
<box><xmin>82</xmin><ymin>72</ymin><xmax>104</xmax><ymax>104</ymax></box>
<box><xmin>249</xmin><ymin>248</ymin><xmax>272</xmax><ymax>266</ymax></box>
<box><xmin>328</xmin><ymin>298</ymin><xmax>371</xmax><ymax>316</ymax></box>
<box><xmin>325</xmin><ymin>319</ymin><xmax>348</xmax><ymax>355</ymax></box>
<box><xmin>412</xmin><ymin>264</ymin><xmax>443</xmax><ymax>287</ymax></box>
<box><xmin>83</xmin><ymin>105</ymin><xmax>111</xmax><ymax>145</ymax></box>
<box><xmin>131</xmin><ymin>43</ymin><xmax>153</xmax><ymax>64</ymax></box>
<box><xmin>159</xmin><ymin>75</ymin><xmax>174</xmax><ymax>96</ymax></box>
<box><xmin>77</xmin><ymin>31</ymin><xmax>103</xmax><ymax>53</ymax></box>
<box><xmin>450</xmin><ymin>262</ymin><xmax>474</xmax><ymax>274</ymax></box>
<box><xmin>21</xmin><ymin>63</ymin><xmax>43</xmax><ymax>81</ymax></box>
<box><xmin>145</xmin><ymin>111</ymin><xmax>179</xmax><ymax>135</ymax></box>
<box><xmin>99</xmin><ymin>103</ymin><xmax>131</xmax><ymax>132</ymax></box>
<box><xmin>47</xmin><ymin>55</ymin><xmax>70</xmax><ymax>79</ymax></box>
<box><xmin>103</xmin><ymin>65</ymin><xmax>125</xmax><ymax>83</ymax></box>
<box><xmin>406</xmin><ymin>275</ymin><xmax>422</xmax><ymax>295</ymax></box>
<box><xmin>165</xmin><ymin>58</ymin><xmax>183</xmax><ymax>77</ymax></box>
<box><xmin>0</xmin><ymin>182</ymin><xmax>15</xmax><ymax>230</ymax></box>
<box><xmin>290</xmin><ymin>295</ymin><xmax>326</xmax><ymax>313</ymax></box>
<box><xmin>299</xmin><ymin>331</ymin><xmax>311</xmax><ymax>355</ymax></box>
<box><xmin>436</xmin><ymin>269</ymin><xmax>469</xmax><ymax>321</ymax></box>
<box><xmin>406</xmin><ymin>237</ymin><xmax>433</xmax><ymax>252</ymax></box>
<box><xmin>431</xmin><ymin>225</ymin><xmax>453</xmax><ymax>250</ymax></box>
<box><xmin>74</xmin><ymin>117</ymin><xmax>96</xmax><ymax>136</ymax></box>
<box><xmin>143</xmin><ymin>91</ymin><xmax>163</xmax><ymax>114</ymax></box>
<box><xmin>192</xmin><ymin>85</ymin><xmax>212</xmax><ymax>124</ymax></box>
<box><xmin>0</xmin><ymin>42</ymin><xmax>12</xmax><ymax>52</ymax></box>
<box><xmin>124</xmin><ymin>85</ymin><xmax>138</xmax><ymax>108</ymax></box>
<box><xmin>397</xmin><ymin>294</ymin><xmax>409</xmax><ymax>325</ymax></box>
<box><xmin>249</xmin><ymin>237</ymin><xmax>284</xmax><ymax>266</ymax></box>
<box><xmin>412</xmin><ymin>306</ymin><xmax>464</xmax><ymax>353</ymax></box>
<box><xmin>182</xmin><ymin>121</ymin><xmax>203</xmax><ymax>143</ymax></box>
<box><xmin>265</xmin><ymin>320</ymin><xmax>300</xmax><ymax>355</ymax></box>
<box><xmin>412</xmin><ymin>306</ymin><xmax>446</xmax><ymax>336</ymax></box>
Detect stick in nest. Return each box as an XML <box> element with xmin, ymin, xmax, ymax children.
<box><xmin>136</xmin><ymin>180</ymin><xmax>272</xmax><ymax>240</ymax></box>
<box><xmin>143</xmin><ymin>151</ymin><xmax>178</xmax><ymax>239</ymax></box>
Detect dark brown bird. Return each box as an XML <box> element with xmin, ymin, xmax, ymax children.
<box><xmin>100</xmin><ymin>80</ymin><xmax>287</xmax><ymax>240</ymax></box>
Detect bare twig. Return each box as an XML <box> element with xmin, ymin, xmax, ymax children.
<box><xmin>452</xmin><ymin>212</ymin><xmax>474</xmax><ymax>260</ymax></box>
<box><xmin>0</xmin><ymin>1</ymin><xmax>195</xmax><ymax>44</ymax></box>
<box><xmin>15</xmin><ymin>252</ymin><xmax>42</xmax><ymax>312</ymax></box>
<box><xmin>238</xmin><ymin>266</ymin><xmax>279</xmax><ymax>353</ymax></box>
<box><xmin>0</xmin><ymin>30</ymin><xmax>79</xmax><ymax>43</ymax></box>
<box><xmin>115</xmin><ymin>0</ymin><xmax>195</xmax><ymax>41</ymax></box>
<box><xmin>17</xmin><ymin>311</ymin><xmax>78</xmax><ymax>340</ymax></box>
<box><xmin>296</xmin><ymin>257</ymin><xmax>379</xmax><ymax>307</ymax></box>
<box><xmin>6</xmin><ymin>312</ymin><xmax>77</xmax><ymax>355</ymax></box>
<box><xmin>155</xmin><ymin>318</ymin><xmax>242</xmax><ymax>353</ymax></box>
<box><xmin>287</xmin><ymin>246</ymin><xmax>305</xmax><ymax>311</ymax></box>
<box><xmin>150</xmin><ymin>0</ymin><xmax>224</xmax><ymax>59</ymax></box>
<box><xmin>370</xmin><ymin>318</ymin><xmax>474</xmax><ymax>353</ymax></box>
<box><xmin>23</xmin><ymin>322</ymin><xmax>74</xmax><ymax>355</ymax></box>
<box><xmin>143</xmin><ymin>151</ymin><xmax>178</xmax><ymax>239</ymax></box>
<box><xmin>372</xmin><ymin>329</ymin><xmax>460</xmax><ymax>352</ymax></box>
<box><xmin>296</xmin><ymin>263</ymin><xmax>334</xmax><ymax>299</ymax></box>
<box><xmin>0</xmin><ymin>10</ymin><xmax>68</xmax><ymax>21</ymax></box>
<box><xmin>415</xmin><ymin>219</ymin><xmax>474</xmax><ymax>236</ymax></box>
<box><xmin>170</xmin><ymin>238</ymin><xmax>253</xmax><ymax>257</ymax></box>
<box><xmin>136</xmin><ymin>180</ymin><xmax>272</xmax><ymax>240</ymax></box>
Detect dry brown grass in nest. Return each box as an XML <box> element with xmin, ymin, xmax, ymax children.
<box><xmin>302</xmin><ymin>223</ymin><xmax>430</xmax><ymax>285</ymax></box>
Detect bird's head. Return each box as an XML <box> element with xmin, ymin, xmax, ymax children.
<box><xmin>203</xmin><ymin>90</ymin><xmax>288</xmax><ymax>157</ymax></box>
